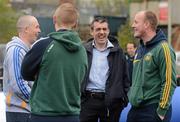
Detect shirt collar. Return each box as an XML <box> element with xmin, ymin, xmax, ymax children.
<box><xmin>92</xmin><ymin>39</ymin><xmax>114</xmax><ymax>50</ymax></box>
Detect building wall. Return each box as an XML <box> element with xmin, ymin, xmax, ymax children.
<box><xmin>172</xmin><ymin>0</ymin><xmax>180</xmax><ymax>25</ymax></box>
<box><xmin>130</xmin><ymin>0</ymin><xmax>180</xmax><ymax>25</ymax></box>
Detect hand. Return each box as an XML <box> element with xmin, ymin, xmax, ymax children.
<box><xmin>158</xmin><ymin>114</ymin><xmax>164</xmax><ymax>120</ymax></box>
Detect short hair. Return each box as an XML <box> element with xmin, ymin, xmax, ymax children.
<box><xmin>54</xmin><ymin>3</ymin><xmax>78</xmax><ymax>27</ymax></box>
<box><xmin>144</xmin><ymin>11</ymin><xmax>158</xmax><ymax>31</ymax></box>
<box><xmin>127</xmin><ymin>42</ymin><xmax>137</xmax><ymax>48</ymax></box>
<box><xmin>90</xmin><ymin>17</ymin><xmax>109</xmax><ymax>30</ymax></box>
<box><xmin>59</xmin><ymin>0</ymin><xmax>75</xmax><ymax>5</ymax></box>
<box><xmin>16</xmin><ymin>15</ymin><xmax>36</xmax><ymax>33</ymax></box>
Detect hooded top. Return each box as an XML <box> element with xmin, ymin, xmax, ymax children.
<box><xmin>3</xmin><ymin>36</ymin><xmax>31</xmax><ymax>113</ymax></box>
<box><xmin>128</xmin><ymin>29</ymin><xmax>177</xmax><ymax>116</ymax></box>
<box><xmin>21</xmin><ymin>30</ymin><xmax>88</xmax><ymax>116</ymax></box>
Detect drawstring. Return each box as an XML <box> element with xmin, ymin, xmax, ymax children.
<box><xmin>107</xmin><ymin>108</ymin><xmax>110</xmax><ymax>117</ymax></box>
<box><xmin>106</xmin><ymin>108</ymin><xmax>111</xmax><ymax>122</ymax></box>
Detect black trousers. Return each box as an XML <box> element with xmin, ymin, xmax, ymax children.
<box><xmin>6</xmin><ymin>112</ymin><xmax>30</xmax><ymax>122</ymax></box>
<box><xmin>80</xmin><ymin>96</ymin><xmax>124</xmax><ymax>122</ymax></box>
<box><xmin>127</xmin><ymin>103</ymin><xmax>172</xmax><ymax>122</ymax></box>
<box><xmin>29</xmin><ymin>114</ymin><xmax>79</xmax><ymax>122</ymax></box>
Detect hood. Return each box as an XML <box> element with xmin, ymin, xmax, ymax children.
<box><xmin>140</xmin><ymin>29</ymin><xmax>167</xmax><ymax>48</ymax></box>
<box><xmin>48</xmin><ymin>30</ymin><xmax>81</xmax><ymax>52</ymax></box>
<box><xmin>6</xmin><ymin>36</ymin><xmax>30</xmax><ymax>52</ymax></box>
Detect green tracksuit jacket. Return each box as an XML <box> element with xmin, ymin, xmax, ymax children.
<box><xmin>128</xmin><ymin>29</ymin><xmax>177</xmax><ymax>116</ymax></box>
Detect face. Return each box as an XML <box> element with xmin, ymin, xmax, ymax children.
<box><xmin>91</xmin><ymin>21</ymin><xmax>110</xmax><ymax>47</ymax></box>
<box><xmin>26</xmin><ymin>18</ymin><xmax>41</xmax><ymax>44</ymax></box>
<box><xmin>132</xmin><ymin>12</ymin><xmax>147</xmax><ymax>39</ymax></box>
<box><xmin>127</xmin><ymin>43</ymin><xmax>136</xmax><ymax>57</ymax></box>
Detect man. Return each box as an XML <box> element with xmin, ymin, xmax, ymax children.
<box><xmin>80</xmin><ymin>17</ymin><xmax>130</xmax><ymax>122</ymax></box>
<box><xmin>3</xmin><ymin>15</ymin><xmax>41</xmax><ymax>122</ymax></box>
<box><xmin>127</xmin><ymin>11</ymin><xmax>177</xmax><ymax>122</ymax></box>
<box><xmin>125</xmin><ymin>42</ymin><xmax>137</xmax><ymax>82</ymax></box>
<box><xmin>21</xmin><ymin>3</ymin><xmax>87</xmax><ymax>122</ymax></box>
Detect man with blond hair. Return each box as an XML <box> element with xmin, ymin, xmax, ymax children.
<box><xmin>3</xmin><ymin>15</ymin><xmax>41</xmax><ymax>122</ymax></box>
<box><xmin>21</xmin><ymin>3</ymin><xmax>88</xmax><ymax>122</ymax></box>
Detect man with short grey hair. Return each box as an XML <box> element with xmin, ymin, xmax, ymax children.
<box><xmin>3</xmin><ymin>15</ymin><xmax>41</xmax><ymax>122</ymax></box>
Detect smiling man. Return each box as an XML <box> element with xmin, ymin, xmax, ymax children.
<box><xmin>3</xmin><ymin>15</ymin><xmax>41</xmax><ymax>122</ymax></box>
<box><xmin>80</xmin><ymin>17</ymin><xmax>130</xmax><ymax>122</ymax></box>
<box><xmin>127</xmin><ymin>10</ymin><xmax>177</xmax><ymax>122</ymax></box>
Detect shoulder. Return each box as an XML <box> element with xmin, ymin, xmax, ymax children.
<box><xmin>155</xmin><ymin>41</ymin><xmax>176</xmax><ymax>59</ymax></box>
<box><xmin>108</xmin><ymin>36</ymin><xmax>123</xmax><ymax>51</ymax></box>
<box><xmin>30</xmin><ymin>37</ymin><xmax>54</xmax><ymax>54</ymax></box>
<box><xmin>158</xmin><ymin>41</ymin><xmax>173</xmax><ymax>53</ymax></box>
<box><xmin>32</xmin><ymin>37</ymin><xmax>51</xmax><ymax>48</ymax></box>
<box><xmin>83</xmin><ymin>38</ymin><xmax>93</xmax><ymax>52</ymax></box>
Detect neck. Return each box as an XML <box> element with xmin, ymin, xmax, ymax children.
<box><xmin>19</xmin><ymin>34</ymin><xmax>31</xmax><ymax>48</ymax></box>
<box><xmin>142</xmin><ymin>30</ymin><xmax>156</xmax><ymax>45</ymax></box>
<box><xmin>95</xmin><ymin>42</ymin><xmax>107</xmax><ymax>51</ymax></box>
<box><xmin>55</xmin><ymin>25</ymin><xmax>73</xmax><ymax>31</ymax></box>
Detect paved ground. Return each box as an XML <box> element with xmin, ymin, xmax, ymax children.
<box><xmin>0</xmin><ymin>92</ymin><xmax>6</xmax><ymax>122</ymax></box>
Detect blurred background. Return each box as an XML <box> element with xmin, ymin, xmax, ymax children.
<box><xmin>0</xmin><ymin>0</ymin><xmax>180</xmax><ymax>50</ymax></box>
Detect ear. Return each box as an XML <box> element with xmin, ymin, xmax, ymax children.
<box><xmin>144</xmin><ymin>20</ymin><xmax>149</xmax><ymax>29</ymax></box>
<box><xmin>72</xmin><ymin>20</ymin><xmax>78</xmax><ymax>30</ymax></box>
<box><xmin>24</xmin><ymin>26</ymin><xmax>29</xmax><ymax>33</ymax></box>
<box><xmin>107</xmin><ymin>28</ymin><xmax>110</xmax><ymax>35</ymax></box>
<box><xmin>90</xmin><ymin>29</ymin><xmax>94</xmax><ymax>36</ymax></box>
<box><xmin>53</xmin><ymin>16</ymin><xmax>57</xmax><ymax>25</ymax></box>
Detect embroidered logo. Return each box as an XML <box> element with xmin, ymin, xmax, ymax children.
<box><xmin>144</xmin><ymin>55</ymin><xmax>152</xmax><ymax>61</ymax></box>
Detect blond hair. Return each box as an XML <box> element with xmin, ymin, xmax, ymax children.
<box><xmin>54</xmin><ymin>3</ymin><xmax>78</xmax><ymax>27</ymax></box>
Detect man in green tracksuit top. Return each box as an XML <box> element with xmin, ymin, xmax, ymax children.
<box><xmin>21</xmin><ymin>3</ymin><xmax>88</xmax><ymax>122</ymax></box>
<box><xmin>127</xmin><ymin>11</ymin><xmax>177</xmax><ymax>122</ymax></box>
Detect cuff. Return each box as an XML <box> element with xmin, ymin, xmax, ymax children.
<box><xmin>157</xmin><ymin>106</ymin><xmax>167</xmax><ymax>117</ymax></box>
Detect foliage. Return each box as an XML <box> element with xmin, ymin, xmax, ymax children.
<box><xmin>78</xmin><ymin>25</ymin><xmax>92</xmax><ymax>42</ymax></box>
<box><xmin>0</xmin><ymin>0</ymin><xmax>19</xmax><ymax>44</ymax></box>
<box><xmin>128</xmin><ymin>0</ymin><xmax>161</xmax><ymax>2</ymax></box>
<box><xmin>117</xmin><ymin>20</ymin><xmax>138</xmax><ymax>51</ymax></box>
<box><xmin>94</xmin><ymin>0</ymin><xmax>128</xmax><ymax>16</ymax></box>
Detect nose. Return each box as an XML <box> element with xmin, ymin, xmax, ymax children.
<box><xmin>100</xmin><ymin>29</ymin><xmax>104</xmax><ymax>34</ymax></box>
<box><xmin>38</xmin><ymin>28</ymin><xmax>41</xmax><ymax>33</ymax></box>
<box><xmin>131</xmin><ymin>22</ymin><xmax>135</xmax><ymax>28</ymax></box>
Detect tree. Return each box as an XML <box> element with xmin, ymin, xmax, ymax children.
<box><xmin>94</xmin><ymin>0</ymin><xmax>128</xmax><ymax>16</ymax></box>
<box><xmin>117</xmin><ymin>20</ymin><xmax>138</xmax><ymax>51</ymax></box>
<box><xmin>0</xmin><ymin>0</ymin><xmax>18</xmax><ymax>43</ymax></box>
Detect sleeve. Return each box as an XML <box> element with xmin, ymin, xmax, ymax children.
<box><xmin>21</xmin><ymin>38</ymin><xmax>51</xmax><ymax>81</ymax></box>
<box><xmin>8</xmin><ymin>46</ymin><xmax>31</xmax><ymax>100</ymax></box>
<box><xmin>122</xmin><ymin>53</ymin><xmax>131</xmax><ymax>94</ymax></box>
<box><xmin>156</xmin><ymin>42</ymin><xmax>177</xmax><ymax>116</ymax></box>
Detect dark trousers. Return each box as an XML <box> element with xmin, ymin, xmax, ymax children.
<box><xmin>127</xmin><ymin>103</ymin><xmax>172</xmax><ymax>122</ymax></box>
<box><xmin>80</xmin><ymin>96</ymin><xmax>124</xmax><ymax>122</ymax></box>
<box><xmin>29</xmin><ymin>114</ymin><xmax>79</xmax><ymax>122</ymax></box>
<box><xmin>6</xmin><ymin>112</ymin><xmax>30</xmax><ymax>122</ymax></box>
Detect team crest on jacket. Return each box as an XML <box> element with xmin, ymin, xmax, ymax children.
<box><xmin>144</xmin><ymin>54</ymin><xmax>152</xmax><ymax>61</ymax></box>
